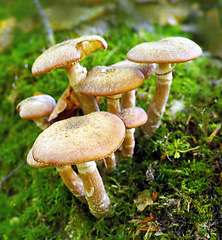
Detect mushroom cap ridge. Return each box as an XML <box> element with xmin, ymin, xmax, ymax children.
<box><xmin>32</xmin><ymin>35</ymin><xmax>108</xmax><ymax>76</ymax></box>
<box><xmin>127</xmin><ymin>37</ymin><xmax>202</xmax><ymax>64</ymax></box>
<box><xmin>32</xmin><ymin>111</ymin><xmax>125</xmax><ymax>166</ymax></box>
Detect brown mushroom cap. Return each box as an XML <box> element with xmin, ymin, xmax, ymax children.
<box><xmin>32</xmin><ymin>111</ymin><xmax>125</xmax><ymax>166</ymax></box>
<box><xmin>79</xmin><ymin>65</ymin><xmax>145</xmax><ymax>96</ymax></box>
<box><xmin>127</xmin><ymin>37</ymin><xmax>202</xmax><ymax>64</ymax></box>
<box><xmin>17</xmin><ymin>94</ymin><xmax>56</xmax><ymax>120</ymax></box>
<box><xmin>111</xmin><ymin>60</ymin><xmax>156</xmax><ymax>79</ymax></box>
<box><xmin>116</xmin><ymin>107</ymin><xmax>148</xmax><ymax>129</ymax></box>
<box><xmin>32</xmin><ymin>35</ymin><xmax>108</xmax><ymax>76</ymax></box>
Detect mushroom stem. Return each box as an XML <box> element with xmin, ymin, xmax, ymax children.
<box><xmin>120</xmin><ymin>128</ymin><xmax>135</xmax><ymax>158</ymax></box>
<box><xmin>104</xmin><ymin>153</ymin><xmax>116</xmax><ymax>174</ymax></box>
<box><xmin>66</xmin><ymin>63</ymin><xmax>99</xmax><ymax>114</ymax></box>
<box><xmin>56</xmin><ymin>165</ymin><xmax>86</xmax><ymax>202</ymax></box>
<box><xmin>121</xmin><ymin>90</ymin><xmax>135</xmax><ymax>109</ymax></box>
<box><xmin>33</xmin><ymin>118</ymin><xmax>49</xmax><ymax>130</ymax></box>
<box><xmin>120</xmin><ymin>90</ymin><xmax>136</xmax><ymax>158</ymax></box>
<box><xmin>77</xmin><ymin>161</ymin><xmax>111</xmax><ymax>218</ymax></box>
<box><xmin>106</xmin><ymin>94</ymin><xmax>121</xmax><ymax>114</ymax></box>
<box><xmin>105</xmin><ymin>94</ymin><xmax>122</xmax><ymax>173</ymax></box>
<box><xmin>142</xmin><ymin>63</ymin><xmax>173</xmax><ymax>136</ymax></box>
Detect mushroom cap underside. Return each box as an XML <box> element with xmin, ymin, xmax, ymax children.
<box><xmin>127</xmin><ymin>37</ymin><xmax>202</xmax><ymax>64</ymax></box>
<box><xmin>32</xmin><ymin>111</ymin><xmax>125</xmax><ymax>166</ymax></box>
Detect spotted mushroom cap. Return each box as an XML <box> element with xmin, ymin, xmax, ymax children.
<box><xmin>17</xmin><ymin>94</ymin><xmax>56</xmax><ymax>120</ymax></box>
<box><xmin>127</xmin><ymin>37</ymin><xmax>202</xmax><ymax>64</ymax></box>
<box><xmin>116</xmin><ymin>107</ymin><xmax>148</xmax><ymax>129</ymax></box>
<box><xmin>27</xmin><ymin>148</ymin><xmax>50</xmax><ymax>168</ymax></box>
<box><xmin>111</xmin><ymin>60</ymin><xmax>156</xmax><ymax>79</ymax></box>
<box><xmin>32</xmin><ymin>35</ymin><xmax>108</xmax><ymax>76</ymax></box>
<box><xmin>79</xmin><ymin>65</ymin><xmax>145</xmax><ymax>96</ymax></box>
<box><xmin>32</xmin><ymin>111</ymin><xmax>125</xmax><ymax>166</ymax></box>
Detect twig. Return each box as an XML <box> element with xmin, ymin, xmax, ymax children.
<box><xmin>0</xmin><ymin>161</ymin><xmax>27</xmax><ymax>188</ymax></box>
<box><xmin>33</xmin><ymin>0</ymin><xmax>55</xmax><ymax>46</ymax></box>
<box><xmin>208</xmin><ymin>123</ymin><xmax>221</xmax><ymax>143</ymax></box>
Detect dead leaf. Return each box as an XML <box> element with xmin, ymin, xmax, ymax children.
<box><xmin>0</xmin><ymin>17</ymin><xmax>16</xmax><ymax>53</ymax></box>
<box><xmin>45</xmin><ymin>4</ymin><xmax>106</xmax><ymax>30</ymax></box>
<box><xmin>140</xmin><ymin>215</ymin><xmax>154</xmax><ymax>224</ymax></box>
<box><xmin>134</xmin><ymin>189</ymin><xmax>153</xmax><ymax>211</ymax></box>
<box><xmin>49</xmin><ymin>85</ymin><xmax>80</xmax><ymax>124</ymax></box>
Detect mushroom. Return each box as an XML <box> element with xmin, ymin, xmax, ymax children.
<box><xmin>127</xmin><ymin>37</ymin><xmax>202</xmax><ymax>137</ymax></box>
<box><xmin>27</xmin><ymin>149</ymin><xmax>86</xmax><ymax>202</ymax></box>
<box><xmin>16</xmin><ymin>94</ymin><xmax>56</xmax><ymax>130</ymax></box>
<box><xmin>17</xmin><ymin>94</ymin><xmax>86</xmax><ymax>202</ymax></box>
<box><xmin>79</xmin><ymin>65</ymin><xmax>145</xmax><ymax>172</ymax></box>
<box><xmin>116</xmin><ymin>107</ymin><xmax>148</xmax><ymax>158</ymax></box>
<box><xmin>32</xmin><ymin>111</ymin><xmax>125</xmax><ymax>218</ymax></box>
<box><xmin>32</xmin><ymin>35</ymin><xmax>108</xmax><ymax>114</ymax></box>
<box><xmin>110</xmin><ymin>60</ymin><xmax>155</xmax><ymax>157</ymax></box>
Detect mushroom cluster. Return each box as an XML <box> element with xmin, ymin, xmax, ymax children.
<box><xmin>17</xmin><ymin>35</ymin><xmax>202</xmax><ymax>218</ymax></box>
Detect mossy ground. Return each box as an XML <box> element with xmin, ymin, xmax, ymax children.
<box><xmin>0</xmin><ymin>1</ymin><xmax>222</xmax><ymax>239</ymax></box>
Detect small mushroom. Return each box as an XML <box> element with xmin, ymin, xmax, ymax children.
<box><xmin>16</xmin><ymin>94</ymin><xmax>56</xmax><ymax>130</ymax></box>
<box><xmin>127</xmin><ymin>37</ymin><xmax>202</xmax><ymax>137</ymax></box>
<box><xmin>116</xmin><ymin>107</ymin><xmax>148</xmax><ymax>158</ymax></box>
<box><xmin>79</xmin><ymin>65</ymin><xmax>145</xmax><ymax>172</ymax></box>
<box><xmin>32</xmin><ymin>111</ymin><xmax>125</xmax><ymax>218</ymax></box>
<box><xmin>32</xmin><ymin>35</ymin><xmax>108</xmax><ymax>114</ymax></box>
<box><xmin>27</xmin><ymin>149</ymin><xmax>86</xmax><ymax>202</ymax></box>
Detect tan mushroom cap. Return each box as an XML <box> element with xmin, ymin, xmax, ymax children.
<box><xmin>116</xmin><ymin>107</ymin><xmax>148</xmax><ymax>129</ymax></box>
<box><xmin>17</xmin><ymin>94</ymin><xmax>56</xmax><ymax>120</ymax></box>
<box><xmin>27</xmin><ymin>148</ymin><xmax>50</xmax><ymax>168</ymax></box>
<box><xmin>79</xmin><ymin>66</ymin><xmax>145</xmax><ymax>96</ymax></box>
<box><xmin>32</xmin><ymin>35</ymin><xmax>108</xmax><ymax>76</ymax></box>
<box><xmin>127</xmin><ymin>37</ymin><xmax>202</xmax><ymax>64</ymax></box>
<box><xmin>111</xmin><ymin>60</ymin><xmax>156</xmax><ymax>79</ymax></box>
<box><xmin>32</xmin><ymin>111</ymin><xmax>125</xmax><ymax>166</ymax></box>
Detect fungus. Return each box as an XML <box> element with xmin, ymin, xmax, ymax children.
<box><xmin>16</xmin><ymin>94</ymin><xmax>56</xmax><ymax>130</ymax></box>
<box><xmin>116</xmin><ymin>107</ymin><xmax>148</xmax><ymax>158</ymax></box>
<box><xmin>32</xmin><ymin>111</ymin><xmax>125</xmax><ymax>218</ymax></box>
<box><xmin>17</xmin><ymin>94</ymin><xmax>86</xmax><ymax>202</ymax></box>
<box><xmin>79</xmin><ymin>65</ymin><xmax>144</xmax><ymax>171</ymax></box>
<box><xmin>32</xmin><ymin>35</ymin><xmax>107</xmax><ymax>114</ymax></box>
<box><xmin>127</xmin><ymin>37</ymin><xmax>202</xmax><ymax>137</ymax></box>
<box><xmin>110</xmin><ymin>60</ymin><xmax>155</xmax><ymax>157</ymax></box>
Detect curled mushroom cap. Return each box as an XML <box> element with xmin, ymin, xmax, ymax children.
<box><xmin>16</xmin><ymin>94</ymin><xmax>56</xmax><ymax>120</ymax></box>
<box><xmin>79</xmin><ymin>65</ymin><xmax>145</xmax><ymax>96</ymax></box>
<box><xmin>116</xmin><ymin>107</ymin><xmax>148</xmax><ymax>129</ymax></box>
<box><xmin>127</xmin><ymin>37</ymin><xmax>202</xmax><ymax>64</ymax></box>
<box><xmin>32</xmin><ymin>35</ymin><xmax>107</xmax><ymax>76</ymax></box>
<box><xmin>32</xmin><ymin>111</ymin><xmax>125</xmax><ymax>166</ymax></box>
